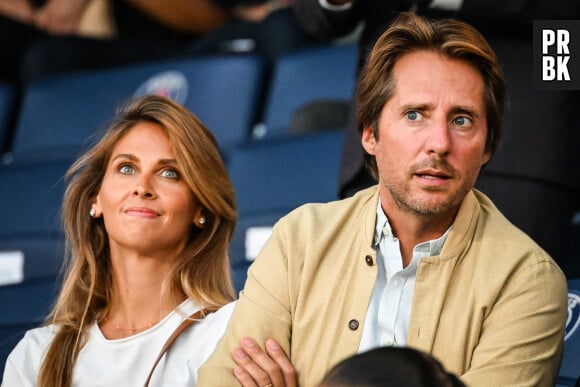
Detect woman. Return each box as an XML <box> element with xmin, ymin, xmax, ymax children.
<box><xmin>2</xmin><ymin>95</ymin><xmax>237</xmax><ymax>386</ymax></box>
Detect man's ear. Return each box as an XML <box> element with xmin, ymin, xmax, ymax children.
<box><xmin>482</xmin><ymin>149</ymin><xmax>491</xmax><ymax>166</ymax></box>
<box><xmin>361</xmin><ymin>125</ymin><xmax>377</xmax><ymax>156</ymax></box>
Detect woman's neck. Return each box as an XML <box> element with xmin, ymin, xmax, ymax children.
<box><xmin>99</xmin><ymin>252</ymin><xmax>185</xmax><ymax>339</ymax></box>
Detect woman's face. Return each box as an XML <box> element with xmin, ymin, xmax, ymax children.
<box><xmin>92</xmin><ymin>122</ymin><xmax>203</xmax><ymax>259</ymax></box>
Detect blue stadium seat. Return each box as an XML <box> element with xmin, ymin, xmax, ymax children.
<box><xmin>0</xmin><ymin>161</ymin><xmax>68</xmax><ymax>241</ymax></box>
<box><xmin>227</xmin><ymin>130</ymin><xmax>345</xmax><ymax>291</ymax></box>
<box><xmin>557</xmin><ymin>279</ymin><xmax>580</xmax><ymax>386</ymax></box>
<box><xmin>0</xmin><ymin>160</ymin><xmax>69</xmax><ymax>374</ymax></box>
<box><xmin>8</xmin><ymin>54</ymin><xmax>266</xmax><ymax>165</ymax></box>
<box><xmin>0</xmin><ymin>277</ymin><xmax>60</xmax><ymax>378</ymax></box>
<box><xmin>0</xmin><ymin>238</ymin><xmax>64</xmax><ymax>284</ymax></box>
<box><xmin>257</xmin><ymin>43</ymin><xmax>357</xmax><ymax>139</ymax></box>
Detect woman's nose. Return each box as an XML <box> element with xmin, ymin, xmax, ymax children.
<box><xmin>133</xmin><ymin>176</ymin><xmax>156</xmax><ymax>198</ymax></box>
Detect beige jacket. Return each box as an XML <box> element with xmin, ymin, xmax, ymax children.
<box><xmin>198</xmin><ymin>187</ymin><xmax>568</xmax><ymax>387</ymax></box>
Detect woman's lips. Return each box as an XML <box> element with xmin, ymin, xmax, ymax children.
<box><xmin>125</xmin><ymin>207</ymin><xmax>160</xmax><ymax>218</ymax></box>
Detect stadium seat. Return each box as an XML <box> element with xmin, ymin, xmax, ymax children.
<box><xmin>7</xmin><ymin>54</ymin><xmax>266</xmax><ymax>165</ymax></box>
<box><xmin>557</xmin><ymin>278</ymin><xmax>580</xmax><ymax>386</ymax></box>
<box><xmin>0</xmin><ymin>160</ymin><xmax>69</xmax><ymax>375</ymax></box>
<box><xmin>227</xmin><ymin>130</ymin><xmax>345</xmax><ymax>292</ymax></box>
<box><xmin>0</xmin><ymin>277</ymin><xmax>60</xmax><ymax>378</ymax></box>
<box><xmin>0</xmin><ymin>161</ymin><xmax>68</xmax><ymax>241</ymax></box>
<box><xmin>257</xmin><ymin>43</ymin><xmax>357</xmax><ymax>139</ymax></box>
<box><xmin>0</xmin><ymin>160</ymin><xmax>68</xmax><ymax>285</ymax></box>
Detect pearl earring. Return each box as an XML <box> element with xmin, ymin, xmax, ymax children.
<box><xmin>198</xmin><ymin>216</ymin><xmax>206</xmax><ymax>225</ymax></box>
<box><xmin>89</xmin><ymin>208</ymin><xmax>96</xmax><ymax>217</ymax></box>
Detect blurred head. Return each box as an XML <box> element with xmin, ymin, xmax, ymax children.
<box><xmin>357</xmin><ymin>12</ymin><xmax>506</xmax><ymax>181</ymax></box>
<box><xmin>319</xmin><ymin>347</ymin><xmax>466</xmax><ymax>387</ymax></box>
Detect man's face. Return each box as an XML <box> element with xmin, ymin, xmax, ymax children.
<box><xmin>362</xmin><ymin>50</ymin><xmax>491</xmax><ymax>221</ymax></box>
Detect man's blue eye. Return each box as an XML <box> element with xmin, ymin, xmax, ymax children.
<box><xmin>454</xmin><ymin>116</ymin><xmax>472</xmax><ymax>126</ymax></box>
<box><xmin>407</xmin><ymin>111</ymin><xmax>421</xmax><ymax>121</ymax></box>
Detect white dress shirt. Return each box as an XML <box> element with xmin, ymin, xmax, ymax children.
<box><xmin>359</xmin><ymin>200</ymin><xmax>450</xmax><ymax>352</ymax></box>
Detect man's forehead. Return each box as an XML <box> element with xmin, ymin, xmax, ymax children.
<box><xmin>388</xmin><ymin>52</ymin><xmax>485</xmax><ymax>110</ymax></box>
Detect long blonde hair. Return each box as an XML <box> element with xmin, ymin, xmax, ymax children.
<box><xmin>38</xmin><ymin>95</ymin><xmax>237</xmax><ymax>387</ymax></box>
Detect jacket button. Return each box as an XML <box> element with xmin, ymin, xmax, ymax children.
<box><xmin>348</xmin><ymin>319</ymin><xmax>359</xmax><ymax>330</ymax></box>
<box><xmin>365</xmin><ymin>255</ymin><xmax>374</xmax><ymax>266</ymax></box>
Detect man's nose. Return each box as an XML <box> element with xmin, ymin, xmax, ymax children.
<box><xmin>425</xmin><ymin>118</ymin><xmax>451</xmax><ymax>156</ymax></box>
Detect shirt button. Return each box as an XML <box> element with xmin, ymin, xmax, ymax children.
<box><xmin>348</xmin><ymin>319</ymin><xmax>359</xmax><ymax>330</ymax></box>
<box><xmin>365</xmin><ymin>255</ymin><xmax>374</xmax><ymax>266</ymax></box>
<box><xmin>384</xmin><ymin>338</ymin><xmax>395</xmax><ymax>346</ymax></box>
<box><xmin>382</xmin><ymin>226</ymin><xmax>390</xmax><ymax>237</ymax></box>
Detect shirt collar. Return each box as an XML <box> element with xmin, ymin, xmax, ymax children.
<box><xmin>374</xmin><ymin>198</ymin><xmax>389</xmax><ymax>246</ymax></box>
<box><xmin>373</xmin><ymin>197</ymin><xmax>451</xmax><ymax>256</ymax></box>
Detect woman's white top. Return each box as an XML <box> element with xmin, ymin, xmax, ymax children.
<box><xmin>1</xmin><ymin>299</ymin><xmax>235</xmax><ymax>387</ymax></box>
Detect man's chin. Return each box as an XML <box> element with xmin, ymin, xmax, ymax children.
<box><xmin>405</xmin><ymin>192</ymin><xmax>460</xmax><ymax>217</ymax></box>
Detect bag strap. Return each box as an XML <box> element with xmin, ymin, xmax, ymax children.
<box><xmin>144</xmin><ymin>306</ymin><xmax>218</xmax><ymax>387</ymax></box>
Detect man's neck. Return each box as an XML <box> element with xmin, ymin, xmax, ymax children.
<box><xmin>380</xmin><ymin>197</ymin><xmax>457</xmax><ymax>266</ymax></box>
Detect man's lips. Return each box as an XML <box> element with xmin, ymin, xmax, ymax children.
<box><xmin>414</xmin><ymin>168</ymin><xmax>452</xmax><ymax>179</ymax></box>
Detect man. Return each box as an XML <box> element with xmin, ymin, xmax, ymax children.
<box><xmin>293</xmin><ymin>0</ymin><xmax>580</xmax><ymax>274</ymax></box>
<box><xmin>198</xmin><ymin>13</ymin><xmax>568</xmax><ymax>387</ymax></box>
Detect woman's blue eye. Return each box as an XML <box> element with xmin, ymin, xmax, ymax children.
<box><xmin>161</xmin><ymin>169</ymin><xmax>179</xmax><ymax>179</ymax></box>
<box><xmin>119</xmin><ymin>164</ymin><xmax>134</xmax><ymax>175</ymax></box>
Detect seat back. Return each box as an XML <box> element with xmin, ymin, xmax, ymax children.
<box><xmin>0</xmin><ymin>160</ymin><xmax>67</xmax><ymax>322</ymax></box>
<box><xmin>9</xmin><ymin>54</ymin><xmax>266</xmax><ymax>165</ymax></box>
<box><xmin>0</xmin><ymin>161</ymin><xmax>69</xmax><ymax>240</ymax></box>
<box><xmin>0</xmin><ymin>277</ymin><xmax>60</xmax><ymax>377</ymax></box>
<box><xmin>258</xmin><ymin>43</ymin><xmax>357</xmax><ymax>138</ymax></box>
<box><xmin>227</xmin><ymin>130</ymin><xmax>345</xmax><ymax>291</ymax></box>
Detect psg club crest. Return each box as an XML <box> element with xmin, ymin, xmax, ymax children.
<box><xmin>134</xmin><ymin>71</ymin><xmax>189</xmax><ymax>105</ymax></box>
<box><xmin>566</xmin><ymin>290</ymin><xmax>580</xmax><ymax>341</ymax></box>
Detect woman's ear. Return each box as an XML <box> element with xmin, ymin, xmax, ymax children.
<box><xmin>90</xmin><ymin>196</ymin><xmax>102</xmax><ymax>218</ymax></box>
<box><xmin>193</xmin><ymin>207</ymin><xmax>205</xmax><ymax>228</ymax></box>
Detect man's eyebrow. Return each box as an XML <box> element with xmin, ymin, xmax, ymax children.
<box><xmin>450</xmin><ymin>106</ymin><xmax>481</xmax><ymax>119</ymax></box>
<box><xmin>399</xmin><ymin>103</ymin><xmax>434</xmax><ymax>112</ymax></box>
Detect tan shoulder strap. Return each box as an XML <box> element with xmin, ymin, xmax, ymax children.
<box><xmin>143</xmin><ymin>306</ymin><xmax>218</xmax><ymax>387</ymax></box>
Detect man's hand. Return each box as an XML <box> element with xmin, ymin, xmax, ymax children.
<box><xmin>233</xmin><ymin>337</ymin><xmax>297</xmax><ymax>387</ymax></box>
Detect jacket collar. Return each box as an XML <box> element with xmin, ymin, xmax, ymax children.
<box><xmin>439</xmin><ymin>190</ymin><xmax>481</xmax><ymax>260</ymax></box>
<box><xmin>358</xmin><ymin>186</ymin><xmax>481</xmax><ymax>261</ymax></box>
